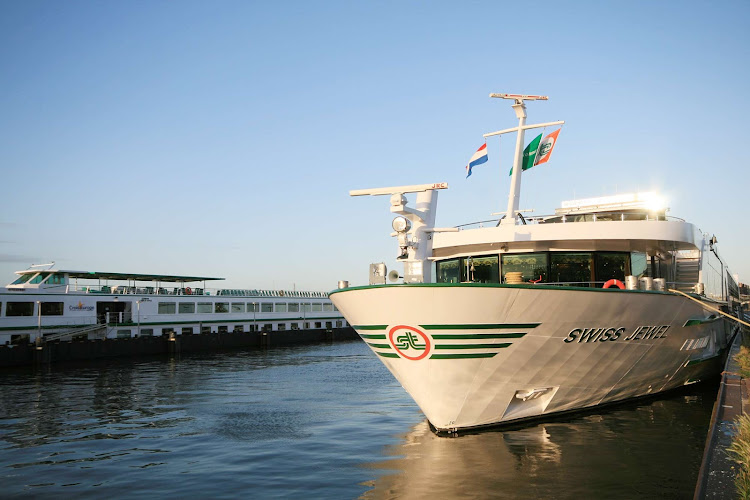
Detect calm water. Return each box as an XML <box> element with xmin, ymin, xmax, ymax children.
<box><xmin>0</xmin><ymin>341</ymin><xmax>717</xmax><ymax>499</ymax></box>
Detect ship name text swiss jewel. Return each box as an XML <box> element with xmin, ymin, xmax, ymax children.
<box><xmin>563</xmin><ymin>325</ymin><xmax>670</xmax><ymax>343</ymax></box>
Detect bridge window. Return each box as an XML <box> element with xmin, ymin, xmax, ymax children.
<box><xmin>437</xmin><ymin>255</ymin><xmax>500</xmax><ymax>283</ymax></box>
<box><xmin>6</xmin><ymin>302</ymin><xmax>34</xmax><ymax>316</ymax></box>
<box><xmin>550</xmin><ymin>253</ymin><xmax>593</xmax><ymax>286</ymax></box>
<box><xmin>501</xmin><ymin>254</ymin><xmax>548</xmax><ymax>283</ymax></box>
<box><xmin>594</xmin><ymin>252</ymin><xmax>630</xmax><ymax>283</ymax></box>
<box><xmin>436</xmin><ymin>258</ymin><xmax>461</xmax><ymax>283</ymax></box>
<box><xmin>41</xmin><ymin>302</ymin><xmax>64</xmax><ymax>316</ymax></box>
<box><xmin>631</xmin><ymin>252</ymin><xmax>648</xmax><ymax>278</ymax></box>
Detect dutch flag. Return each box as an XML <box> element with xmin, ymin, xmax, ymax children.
<box><xmin>465</xmin><ymin>142</ymin><xmax>488</xmax><ymax>178</ymax></box>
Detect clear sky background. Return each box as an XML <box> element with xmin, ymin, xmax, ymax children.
<box><xmin>1</xmin><ymin>1</ymin><xmax>749</xmax><ymax>290</ymax></box>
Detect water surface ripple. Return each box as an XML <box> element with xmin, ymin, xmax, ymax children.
<box><xmin>0</xmin><ymin>341</ymin><xmax>716</xmax><ymax>499</ymax></box>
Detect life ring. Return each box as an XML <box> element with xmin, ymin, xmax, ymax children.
<box><xmin>185</xmin><ymin>287</ymin><xmax>192</xmax><ymax>295</ymax></box>
<box><xmin>602</xmin><ymin>279</ymin><xmax>625</xmax><ymax>289</ymax></box>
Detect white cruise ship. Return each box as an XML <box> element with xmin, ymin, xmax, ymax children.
<box><xmin>330</xmin><ymin>93</ymin><xmax>746</xmax><ymax>434</ymax></box>
<box><xmin>0</xmin><ymin>265</ymin><xmax>346</xmax><ymax>345</ymax></box>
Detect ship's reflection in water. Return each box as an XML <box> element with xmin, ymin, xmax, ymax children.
<box><xmin>362</xmin><ymin>389</ymin><xmax>716</xmax><ymax>500</ymax></box>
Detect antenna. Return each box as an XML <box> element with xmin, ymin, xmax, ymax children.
<box><xmin>489</xmin><ymin>93</ymin><xmax>549</xmax><ymax>104</ymax></box>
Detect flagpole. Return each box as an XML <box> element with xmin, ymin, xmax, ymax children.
<box><xmin>501</xmin><ymin>100</ymin><xmax>527</xmax><ymax>225</ymax></box>
<box><xmin>485</xmin><ymin>94</ymin><xmax>562</xmax><ymax>225</ymax></box>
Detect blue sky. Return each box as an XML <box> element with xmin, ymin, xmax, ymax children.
<box><xmin>1</xmin><ymin>1</ymin><xmax>749</xmax><ymax>290</ymax></box>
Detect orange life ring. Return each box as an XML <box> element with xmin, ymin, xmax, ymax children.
<box><xmin>602</xmin><ymin>279</ymin><xmax>625</xmax><ymax>289</ymax></box>
<box><xmin>185</xmin><ymin>287</ymin><xmax>192</xmax><ymax>295</ymax></box>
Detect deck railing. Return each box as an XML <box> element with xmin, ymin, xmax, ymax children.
<box><xmin>455</xmin><ymin>212</ymin><xmax>686</xmax><ymax>231</ymax></box>
<box><xmin>64</xmin><ymin>285</ymin><xmax>329</xmax><ymax>298</ymax></box>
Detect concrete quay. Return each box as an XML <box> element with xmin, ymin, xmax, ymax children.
<box><xmin>695</xmin><ymin>324</ymin><xmax>749</xmax><ymax>499</ymax></box>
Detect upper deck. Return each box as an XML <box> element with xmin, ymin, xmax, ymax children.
<box><xmin>4</xmin><ymin>266</ymin><xmax>330</xmax><ymax>299</ymax></box>
<box><xmin>432</xmin><ymin>193</ymin><xmax>704</xmax><ymax>259</ymax></box>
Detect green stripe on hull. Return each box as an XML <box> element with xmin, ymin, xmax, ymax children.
<box><xmin>434</xmin><ymin>343</ymin><xmax>511</xmax><ymax>350</ymax></box>
<box><xmin>376</xmin><ymin>352</ymin><xmax>400</xmax><ymax>358</ymax></box>
<box><xmin>683</xmin><ymin>317</ymin><xmax>720</xmax><ymax>327</ymax></box>
<box><xmin>431</xmin><ymin>333</ymin><xmax>525</xmax><ymax>340</ymax></box>
<box><xmin>421</xmin><ymin>323</ymin><xmax>539</xmax><ymax>330</ymax></box>
<box><xmin>353</xmin><ymin>325</ymin><xmax>388</xmax><ymax>330</ymax></box>
<box><xmin>430</xmin><ymin>353</ymin><xmax>497</xmax><ymax>359</ymax></box>
<box><xmin>359</xmin><ymin>333</ymin><xmax>386</xmax><ymax>339</ymax></box>
<box><xmin>366</xmin><ymin>342</ymin><xmax>391</xmax><ymax>349</ymax></box>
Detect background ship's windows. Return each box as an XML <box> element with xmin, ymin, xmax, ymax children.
<box><xmin>182</xmin><ymin>327</ymin><xmax>193</xmax><ymax>335</ymax></box>
<box><xmin>275</xmin><ymin>303</ymin><xmax>288</xmax><ymax>313</ymax></box>
<box><xmin>46</xmin><ymin>274</ymin><xmax>65</xmax><ymax>285</ymax></box>
<box><xmin>501</xmin><ymin>254</ymin><xmax>548</xmax><ymax>284</ymax></box>
<box><xmin>288</xmin><ymin>303</ymin><xmax>299</xmax><ymax>312</ymax></box>
<box><xmin>29</xmin><ymin>272</ymin><xmax>51</xmax><ymax>284</ymax></box>
<box><xmin>323</xmin><ymin>303</ymin><xmax>333</xmax><ymax>312</ymax></box>
<box><xmin>6</xmin><ymin>302</ymin><xmax>34</xmax><ymax>316</ymax></box>
<box><xmin>291</xmin><ymin>323</ymin><xmax>299</xmax><ymax>330</ymax></box>
<box><xmin>140</xmin><ymin>328</ymin><xmax>154</xmax><ymax>336</ymax></box>
<box><xmin>314</xmin><ymin>322</ymin><xmax>322</xmax><ymax>328</ymax></box>
<box><xmin>40</xmin><ymin>302</ymin><xmax>64</xmax><ymax>316</ymax></box>
<box><xmin>197</xmin><ymin>302</ymin><xmax>212</xmax><ymax>313</ymax></box>
<box><xmin>247</xmin><ymin>303</ymin><xmax>259</xmax><ymax>313</ymax></box>
<box><xmin>277</xmin><ymin>323</ymin><xmax>286</xmax><ymax>331</ymax></box>
<box><xmin>261</xmin><ymin>303</ymin><xmax>273</xmax><ymax>313</ymax></box>
<box><xmin>312</xmin><ymin>303</ymin><xmax>322</xmax><ymax>312</ymax></box>
<box><xmin>550</xmin><ymin>253</ymin><xmax>594</xmax><ymax>286</ymax></box>
<box><xmin>302</xmin><ymin>303</ymin><xmax>312</xmax><ymax>312</ymax></box>
<box><xmin>594</xmin><ymin>252</ymin><xmax>630</xmax><ymax>283</ymax></box>
<box><xmin>158</xmin><ymin>302</ymin><xmax>176</xmax><ymax>314</ymax></box>
<box><xmin>231</xmin><ymin>303</ymin><xmax>244</xmax><ymax>313</ymax></box>
<box><xmin>179</xmin><ymin>303</ymin><xmax>196</xmax><ymax>314</ymax></box>
<box><xmin>215</xmin><ymin>302</ymin><xmax>229</xmax><ymax>313</ymax></box>
<box><xmin>10</xmin><ymin>274</ymin><xmax>34</xmax><ymax>285</ymax></box>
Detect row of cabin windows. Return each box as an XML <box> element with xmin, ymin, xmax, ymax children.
<box><xmin>156</xmin><ymin>302</ymin><xmax>335</xmax><ymax>314</ymax></box>
<box><xmin>0</xmin><ymin>301</ymin><xmax>336</xmax><ymax>317</ymax></box>
<box><xmin>117</xmin><ymin>321</ymin><xmax>344</xmax><ymax>338</ymax></box>
<box><xmin>0</xmin><ymin>302</ymin><xmax>65</xmax><ymax>316</ymax></box>
<box><xmin>435</xmin><ymin>251</ymin><xmax>653</xmax><ymax>286</ymax></box>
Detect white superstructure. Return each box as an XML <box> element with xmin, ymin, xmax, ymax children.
<box><xmin>0</xmin><ymin>265</ymin><xmax>346</xmax><ymax>344</ymax></box>
<box><xmin>331</xmin><ymin>94</ymin><xmax>745</xmax><ymax>434</ymax></box>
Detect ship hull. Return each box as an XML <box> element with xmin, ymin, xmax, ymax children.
<box><xmin>330</xmin><ymin>283</ymin><xmax>733</xmax><ymax>432</ymax></box>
